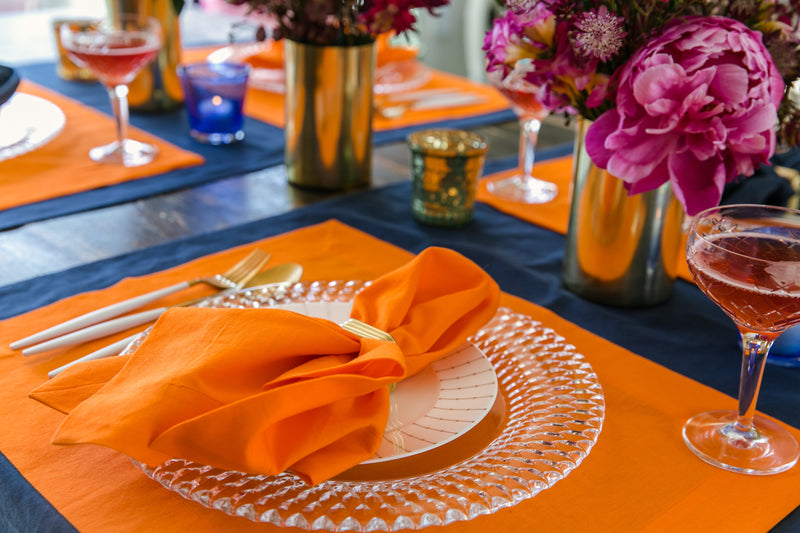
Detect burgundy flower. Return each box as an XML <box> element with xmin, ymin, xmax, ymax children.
<box><xmin>585</xmin><ymin>16</ymin><xmax>785</xmax><ymax>216</ymax></box>
<box><xmin>237</xmin><ymin>0</ymin><xmax>449</xmax><ymax>45</ymax></box>
<box><xmin>359</xmin><ymin>0</ymin><xmax>448</xmax><ymax>35</ymax></box>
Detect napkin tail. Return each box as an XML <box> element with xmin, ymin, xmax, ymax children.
<box><xmin>29</xmin><ymin>355</ymin><xmax>129</xmax><ymax>414</ymax></box>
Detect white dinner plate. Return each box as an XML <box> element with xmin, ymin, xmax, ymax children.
<box><xmin>0</xmin><ymin>93</ymin><xmax>66</xmax><ymax>162</ymax></box>
<box><xmin>268</xmin><ymin>298</ymin><xmax>497</xmax><ymax>463</ymax></box>
<box><xmin>246</xmin><ymin>60</ymin><xmax>432</xmax><ymax>95</ymax></box>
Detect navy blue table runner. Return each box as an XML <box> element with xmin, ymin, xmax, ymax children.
<box><xmin>2</xmin><ymin>61</ymin><xmax>515</xmax><ymax>230</ymax></box>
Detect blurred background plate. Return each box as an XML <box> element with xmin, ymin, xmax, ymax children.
<box><xmin>248</xmin><ymin>60</ymin><xmax>432</xmax><ymax>96</ymax></box>
<box><xmin>0</xmin><ymin>93</ymin><xmax>65</xmax><ymax>162</ymax></box>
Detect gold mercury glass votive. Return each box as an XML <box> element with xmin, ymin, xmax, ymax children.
<box><xmin>408</xmin><ymin>129</ymin><xmax>489</xmax><ymax>227</ymax></box>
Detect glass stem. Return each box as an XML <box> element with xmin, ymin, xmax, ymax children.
<box><xmin>734</xmin><ymin>331</ymin><xmax>772</xmax><ymax>433</ymax></box>
<box><xmin>518</xmin><ymin>116</ymin><xmax>541</xmax><ymax>179</ymax></box>
<box><xmin>108</xmin><ymin>84</ymin><xmax>130</xmax><ymax>148</ymax></box>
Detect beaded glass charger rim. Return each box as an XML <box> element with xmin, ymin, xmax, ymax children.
<box><xmin>131</xmin><ymin>280</ymin><xmax>606</xmax><ymax>530</ymax></box>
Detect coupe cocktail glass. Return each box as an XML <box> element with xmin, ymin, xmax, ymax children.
<box><xmin>60</xmin><ymin>14</ymin><xmax>162</xmax><ymax>166</ymax></box>
<box><xmin>485</xmin><ymin>69</ymin><xmax>557</xmax><ymax>204</ymax></box>
<box><xmin>684</xmin><ymin>204</ymin><xmax>800</xmax><ymax>474</ymax></box>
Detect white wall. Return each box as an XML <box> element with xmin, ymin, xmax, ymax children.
<box><xmin>415</xmin><ymin>0</ymin><xmax>502</xmax><ymax>82</ymax></box>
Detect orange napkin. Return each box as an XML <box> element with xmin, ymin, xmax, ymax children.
<box><xmin>29</xmin><ymin>247</ymin><xmax>500</xmax><ymax>485</ymax></box>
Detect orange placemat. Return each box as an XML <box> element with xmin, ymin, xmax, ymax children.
<box><xmin>478</xmin><ymin>157</ymin><xmax>694</xmax><ymax>281</ymax></box>
<box><xmin>181</xmin><ymin>45</ymin><xmax>511</xmax><ymax>131</ymax></box>
<box><xmin>1</xmin><ymin>220</ymin><xmax>798</xmax><ymax>532</ymax></box>
<box><xmin>0</xmin><ymin>81</ymin><xmax>204</xmax><ymax>212</ymax></box>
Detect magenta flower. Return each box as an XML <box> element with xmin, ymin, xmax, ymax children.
<box><xmin>483</xmin><ymin>5</ymin><xmax>553</xmax><ymax>80</ymax></box>
<box><xmin>585</xmin><ymin>16</ymin><xmax>785</xmax><ymax>215</ymax></box>
<box><xmin>483</xmin><ymin>5</ymin><xmax>606</xmax><ymax>115</ymax></box>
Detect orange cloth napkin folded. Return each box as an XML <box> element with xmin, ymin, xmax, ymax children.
<box><xmin>29</xmin><ymin>247</ymin><xmax>500</xmax><ymax>485</ymax></box>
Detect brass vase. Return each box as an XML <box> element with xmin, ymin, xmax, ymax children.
<box><xmin>561</xmin><ymin>119</ymin><xmax>685</xmax><ymax>307</ymax></box>
<box><xmin>107</xmin><ymin>0</ymin><xmax>183</xmax><ymax>112</ymax></box>
<box><xmin>284</xmin><ymin>39</ymin><xmax>375</xmax><ymax>190</ymax></box>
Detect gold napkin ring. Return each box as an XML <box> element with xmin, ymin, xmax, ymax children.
<box><xmin>340</xmin><ymin>319</ymin><xmax>396</xmax><ymax>343</ymax></box>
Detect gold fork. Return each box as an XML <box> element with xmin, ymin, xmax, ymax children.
<box><xmin>12</xmin><ymin>249</ymin><xmax>270</xmax><ymax>352</ymax></box>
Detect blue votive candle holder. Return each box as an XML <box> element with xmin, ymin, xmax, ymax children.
<box><xmin>177</xmin><ymin>62</ymin><xmax>250</xmax><ymax>145</ymax></box>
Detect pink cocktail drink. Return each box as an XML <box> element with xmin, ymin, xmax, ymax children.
<box><xmin>484</xmin><ymin>69</ymin><xmax>556</xmax><ymax>204</ymax></box>
<box><xmin>683</xmin><ymin>204</ymin><xmax>800</xmax><ymax>475</ymax></box>
<box><xmin>65</xmin><ymin>33</ymin><xmax>159</xmax><ymax>86</ymax></box>
<box><xmin>59</xmin><ymin>15</ymin><xmax>162</xmax><ymax>167</ymax></box>
<box><xmin>494</xmin><ymin>85</ymin><xmax>546</xmax><ymax>120</ymax></box>
<box><xmin>688</xmin><ymin>232</ymin><xmax>800</xmax><ymax>335</ymax></box>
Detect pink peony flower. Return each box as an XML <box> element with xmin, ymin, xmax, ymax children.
<box><xmin>585</xmin><ymin>16</ymin><xmax>785</xmax><ymax>216</ymax></box>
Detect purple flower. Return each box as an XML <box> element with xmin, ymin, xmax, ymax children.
<box><xmin>573</xmin><ymin>6</ymin><xmax>627</xmax><ymax>62</ymax></box>
<box><xmin>585</xmin><ymin>16</ymin><xmax>785</xmax><ymax>216</ymax></box>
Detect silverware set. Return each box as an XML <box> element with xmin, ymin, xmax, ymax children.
<box><xmin>374</xmin><ymin>88</ymin><xmax>487</xmax><ymax>119</ymax></box>
<box><xmin>10</xmin><ymin>250</ymin><xmax>307</xmax><ymax>377</ymax></box>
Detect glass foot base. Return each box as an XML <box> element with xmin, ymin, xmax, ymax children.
<box><xmin>189</xmin><ymin>129</ymin><xmax>245</xmax><ymax>146</ymax></box>
<box><xmin>486</xmin><ymin>175</ymin><xmax>557</xmax><ymax>204</ymax></box>
<box><xmin>683</xmin><ymin>410</ymin><xmax>799</xmax><ymax>475</ymax></box>
<box><xmin>89</xmin><ymin>139</ymin><xmax>158</xmax><ymax>167</ymax></box>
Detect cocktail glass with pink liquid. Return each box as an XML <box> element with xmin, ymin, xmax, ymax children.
<box><xmin>60</xmin><ymin>14</ymin><xmax>162</xmax><ymax>167</ymax></box>
<box><xmin>684</xmin><ymin>204</ymin><xmax>800</xmax><ymax>474</ymax></box>
<box><xmin>485</xmin><ymin>69</ymin><xmax>557</xmax><ymax>204</ymax></box>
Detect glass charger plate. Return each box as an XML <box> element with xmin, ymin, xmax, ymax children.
<box><xmin>132</xmin><ymin>281</ymin><xmax>605</xmax><ymax>530</ymax></box>
<box><xmin>0</xmin><ymin>93</ymin><xmax>65</xmax><ymax>162</ymax></box>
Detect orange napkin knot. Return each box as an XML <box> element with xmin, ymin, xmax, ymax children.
<box><xmin>30</xmin><ymin>247</ymin><xmax>499</xmax><ymax>485</ymax></box>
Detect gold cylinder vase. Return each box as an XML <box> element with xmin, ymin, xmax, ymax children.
<box><xmin>284</xmin><ymin>39</ymin><xmax>375</xmax><ymax>190</ymax></box>
<box><xmin>107</xmin><ymin>0</ymin><xmax>184</xmax><ymax>112</ymax></box>
<box><xmin>561</xmin><ymin>118</ymin><xmax>685</xmax><ymax>307</ymax></box>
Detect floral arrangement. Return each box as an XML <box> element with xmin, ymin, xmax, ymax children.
<box><xmin>484</xmin><ymin>0</ymin><xmax>800</xmax><ymax>215</ymax></box>
<box><xmin>226</xmin><ymin>0</ymin><xmax>450</xmax><ymax>46</ymax></box>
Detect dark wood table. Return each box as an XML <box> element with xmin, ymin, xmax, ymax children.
<box><xmin>0</xmin><ymin>4</ymin><xmax>579</xmax><ymax>286</ymax></box>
